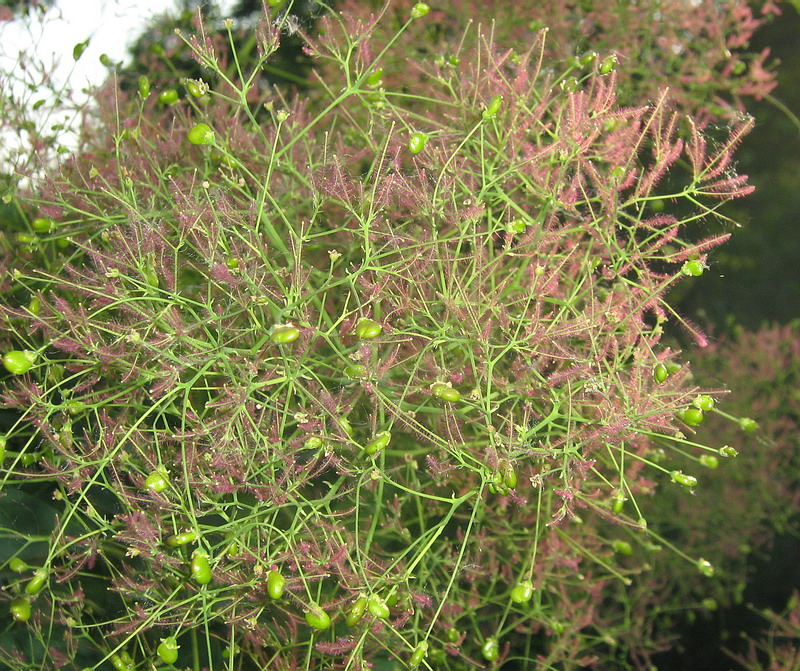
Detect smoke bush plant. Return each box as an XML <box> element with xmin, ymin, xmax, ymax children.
<box><xmin>0</xmin><ymin>2</ymin><xmax>760</xmax><ymax>669</ymax></box>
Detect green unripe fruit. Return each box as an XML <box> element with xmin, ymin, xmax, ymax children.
<box><xmin>509</xmin><ymin>218</ymin><xmax>526</xmax><ymax>234</ymax></box>
<box><xmin>31</xmin><ymin>217</ymin><xmax>53</xmax><ymax>233</ymax></box>
<box><xmin>431</xmin><ymin>382</ymin><xmax>461</xmax><ymax>402</ymax></box>
<box><xmin>599</xmin><ymin>54</ymin><xmax>617</xmax><ymax>74</ymax></box>
<box><xmin>355</xmin><ymin>318</ymin><xmax>382</xmax><ymax>339</ymax></box>
<box><xmin>612</xmin><ymin>540</ymin><xmax>633</xmax><ymax>555</ymax></box>
<box><xmin>110</xmin><ymin>653</ymin><xmax>132</xmax><ymax>671</ymax></box>
<box><xmin>346</xmin><ymin>596</ymin><xmax>367</xmax><ymax>626</ymax></box>
<box><xmin>3</xmin><ymin>350</ymin><xmax>35</xmax><ymax>375</ymax></box>
<box><xmin>482</xmin><ymin>94</ymin><xmax>503</xmax><ymax>120</ymax></box>
<box><xmin>680</xmin><ymin>408</ymin><xmax>705</xmax><ymax>426</ymax></box>
<box><xmin>159</xmin><ymin>89</ymin><xmax>179</xmax><ymax>105</ymax></box>
<box><xmin>700</xmin><ymin>454</ymin><xmax>719</xmax><ymax>469</ymax></box>
<box><xmin>304</xmin><ymin>436</ymin><xmax>323</xmax><ymax>450</ymax></box>
<box><xmin>488</xmin><ymin>465</ymin><xmax>512</xmax><ymax>495</ymax></box>
<box><xmin>367</xmin><ymin>594</ymin><xmax>390</xmax><ymax>619</ymax></box>
<box><xmin>185</xmin><ymin>79</ymin><xmax>206</xmax><ymax>98</ymax></box>
<box><xmin>487</xmin><ymin>481</ymin><xmax>506</xmax><ymax>495</ymax></box>
<box><xmin>157</xmin><ymin>637</ymin><xmax>179</xmax><ymax>665</ymax></box>
<box><xmin>697</xmin><ymin>558</ymin><xmax>715</xmax><ymax>577</ymax></box>
<box><xmin>166</xmin><ymin>531</ymin><xmax>197</xmax><ymax>547</ymax></box>
<box><xmin>344</xmin><ymin>364</ymin><xmax>366</xmax><ymax>378</ymax></box>
<box><xmin>739</xmin><ymin>417</ymin><xmax>758</xmax><ymax>433</ymax></box>
<box><xmin>409</xmin><ymin>641</ymin><xmax>429</xmax><ymax>667</ymax></box>
<box><xmin>410</xmin><ymin>2</ymin><xmax>430</xmax><ymax>18</ymax></box>
<box><xmin>24</xmin><ymin>568</ymin><xmax>48</xmax><ymax>595</ymax></box>
<box><xmin>305</xmin><ymin>605</ymin><xmax>331</xmax><ymax>630</ymax></box>
<box><xmin>693</xmin><ymin>395</ymin><xmax>715</xmax><ymax>412</ymax></box>
<box><xmin>267</xmin><ymin>569</ymin><xmax>285</xmax><ymax>599</ymax></box>
<box><xmin>671</xmin><ymin>471</ymin><xmax>698</xmax><ymax>488</ymax></box>
<box><xmin>138</xmin><ymin>75</ymin><xmax>150</xmax><ymax>99</ymax></box>
<box><xmin>653</xmin><ymin>363</ymin><xmax>668</xmax><ymax>384</ymax></box>
<box><xmin>8</xmin><ymin>557</ymin><xmax>27</xmax><ymax>572</ymax></box>
<box><xmin>481</xmin><ymin>637</ymin><xmax>499</xmax><ymax>662</ymax></box>
<box><xmin>408</xmin><ymin>132</ymin><xmax>428</xmax><ymax>155</ymax></box>
<box><xmin>719</xmin><ymin>445</ymin><xmax>738</xmax><ymax>458</ymax></box>
<box><xmin>270</xmin><ymin>325</ymin><xmax>300</xmax><ymax>344</ymax></box>
<box><xmin>502</xmin><ymin>462</ymin><xmax>517</xmax><ymax>489</ymax></box>
<box><xmin>364</xmin><ymin>431</ymin><xmax>391</xmax><ymax>456</ymax></box>
<box><xmin>190</xmin><ymin>550</ymin><xmax>212</xmax><ymax>585</ymax></box>
<box><xmin>510</xmin><ymin>580</ymin><xmax>534</xmax><ymax>603</ymax></box>
<box><xmin>682</xmin><ymin>259</ymin><xmax>705</xmax><ymax>276</ymax></box>
<box><xmin>10</xmin><ymin>597</ymin><xmax>31</xmax><ymax>622</ymax></box>
<box><xmin>187</xmin><ymin>123</ymin><xmax>214</xmax><ymax>145</ymax></box>
<box><xmin>144</xmin><ymin>469</ymin><xmax>169</xmax><ymax>493</ymax></box>
<box><xmin>365</xmin><ymin>68</ymin><xmax>383</xmax><ymax>87</ymax></box>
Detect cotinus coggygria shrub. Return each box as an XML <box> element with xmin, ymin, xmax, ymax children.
<box><xmin>0</xmin><ymin>1</ymin><xmax>760</xmax><ymax>669</ymax></box>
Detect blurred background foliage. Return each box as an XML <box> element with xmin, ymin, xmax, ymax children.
<box><xmin>681</xmin><ymin>5</ymin><xmax>800</xmax><ymax>332</ymax></box>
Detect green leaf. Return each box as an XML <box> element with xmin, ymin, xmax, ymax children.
<box><xmin>73</xmin><ymin>39</ymin><xmax>90</xmax><ymax>61</ymax></box>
